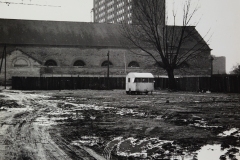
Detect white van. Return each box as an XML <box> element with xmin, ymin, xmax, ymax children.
<box><xmin>126</xmin><ymin>72</ymin><xmax>154</xmax><ymax>94</ymax></box>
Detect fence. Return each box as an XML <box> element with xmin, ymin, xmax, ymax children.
<box><xmin>11</xmin><ymin>77</ymin><xmax>125</xmax><ymax>90</ymax></box>
<box><xmin>155</xmin><ymin>75</ymin><xmax>240</xmax><ymax>93</ymax></box>
<box><xmin>11</xmin><ymin>75</ymin><xmax>240</xmax><ymax>93</ymax></box>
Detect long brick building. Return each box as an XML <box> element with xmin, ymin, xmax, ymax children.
<box><xmin>0</xmin><ymin>18</ymin><xmax>211</xmax><ymax>84</ymax></box>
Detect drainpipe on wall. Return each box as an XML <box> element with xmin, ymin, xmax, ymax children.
<box><xmin>124</xmin><ymin>52</ymin><xmax>127</xmax><ymax>74</ymax></box>
<box><xmin>107</xmin><ymin>51</ymin><xmax>110</xmax><ymax>90</ymax></box>
<box><xmin>211</xmin><ymin>56</ymin><xmax>214</xmax><ymax>76</ymax></box>
<box><xmin>210</xmin><ymin>56</ymin><xmax>214</xmax><ymax>91</ymax></box>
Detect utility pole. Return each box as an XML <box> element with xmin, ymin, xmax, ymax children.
<box><xmin>107</xmin><ymin>51</ymin><xmax>110</xmax><ymax>90</ymax></box>
<box><xmin>0</xmin><ymin>45</ymin><xmax>6</xmax><ymax>89</ymax></box>
<box><xmin>4</xmin><ymin>45</ymin><xmax>6</xmax><ymax>89</ymax></box>
<box><xmin>91</xmin><ymin>8</ymin><xmax>95</xmax><ymax>22</ymax></box>
<box><xmin>0</xmin><ymin>46</ymin><xmax>5</xmax><ymax>74</ymax></box>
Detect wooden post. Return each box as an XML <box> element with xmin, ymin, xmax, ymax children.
<box><xmin>0</xmin><ymin>46</ymin><xmax>5</xmax><ymax>74</ymax></box>
<box><xmin>0</xmin><ymin>46</ymin><xmax>6</xmax><ymax>89</ymax></box>
<box><xmin>4</xmin><ymin>45</ymin><xmax>6</xmax><ymax>89</ymax></box>
<box><xmin>76</xmin><ymin>110</ymin><xmax>79</xmax><ymax>117</ymax></box>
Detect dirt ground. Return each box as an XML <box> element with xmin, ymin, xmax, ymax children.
<box><xmin>0</xmin><ymin>89</ymin><xmax>240</xmax><ymax>160</ymax></box>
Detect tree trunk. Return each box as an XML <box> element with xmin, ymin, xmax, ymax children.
<box><xmin>167</xmin><ymin>69</ymin><xmax>177</xmax><ymax>91</ymax></box>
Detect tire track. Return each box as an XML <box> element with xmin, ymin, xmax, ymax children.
<box><xmin>0</xmin><ymin>90</ymin><xmax>105</xmax><ymax>160</ymax></box>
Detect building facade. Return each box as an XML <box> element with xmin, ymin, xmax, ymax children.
<box><xmin>0</xmin><ymin>19</ymin><xmax>211</xmax><ymax>84</ymax></box>
<box><xmin>93</xmin><ymin>0</ymin><xmax>165</xmax><ymax>24</ymax></box>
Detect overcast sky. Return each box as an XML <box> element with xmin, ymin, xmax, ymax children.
<box><xmin>0</xmin><ymin>0</ymin><xmax>239</xmax><ymax>73</ymax></box>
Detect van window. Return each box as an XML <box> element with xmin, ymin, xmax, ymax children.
<box><xmin>149</xmin><ymin>78</ymin><xmax>154</xmax><ymax>83</ymax></box>
<box><xmin>134</xmin><ymin>78</ymin><xmax>154</xmax><ymax>83</ymax></box>
<box><xmin>142</xmin><ymin>78</ymin><xmax>148</xmax><ymax>82</ymax></box>
<box><xmin>134</xmin><ymin>78</ymin><xmax>141</xmax><ymax>83</ymax></box>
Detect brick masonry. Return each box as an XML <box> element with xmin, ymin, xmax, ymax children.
<box><xmin>0</xmin><ymin>46</ymin><xmax>211</xmax><ymax>82</ymax></box>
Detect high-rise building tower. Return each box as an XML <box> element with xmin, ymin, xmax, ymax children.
<box><xmin>93</xmin><ymin>0</ymin><xmax>165</xmax><ymax>24</ymax></box>
<box><xmin>212</xmin><ymin>56</ymin><xmax>226</xmax><ymax>74</ymax></box>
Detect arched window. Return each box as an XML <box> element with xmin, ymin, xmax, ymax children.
<box><xmin>101</xmin><ymin>61</ymin><xmax>113</xmax><ymax>67</ymax></box>
<box><xmin>73</xmin><ymin>60</ymin><xmax>85</xmax><ymax>67</ymax></box>
<box><xmin>14</xmin><ymin>58</ymin><xmax>29</xmax><ymax>67</ymax></box>
<box><xmin>128</xmin><ymin>61</ymin><xmax>140</xmax><ymax>67</ymax></box>
<box><xmin>45</xmin><ymin>60</ymin><xmax>57</xmax><ymax>66</ymax></box>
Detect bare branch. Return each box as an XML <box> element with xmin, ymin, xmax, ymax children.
<box><xmin>120</xmin><ymin>0</ymin><xmax>210</xmax><ymax>90</ymax></box>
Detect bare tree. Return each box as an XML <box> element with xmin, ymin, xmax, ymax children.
<box><xmin>230</xmin><ymin>63</ymin><xmax>240</xmax><ymax>75</ymax></box>
<box><xmin>121</xmin><ymin>0</ymin><xmax>210</xmax><ymax>90</ymax></box>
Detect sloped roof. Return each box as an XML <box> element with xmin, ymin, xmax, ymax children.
<box><xmin>166</xmin><ymin>25</ymin><xmax>211</xmax><ymax>50</ymax></box>
<box><xmin>0</xmin><ymin>18</ymin><xmax>210</xmax><ymax>50</ymax></box>
<box><xmin>0</xmin><ymin>18</ymin><xmax>126</xmax><ymax>47</ymax></box>
<box><xmin>127</xmin><ymin>24</ymin><xmax>210</xmax><ymax>50</ymax></box>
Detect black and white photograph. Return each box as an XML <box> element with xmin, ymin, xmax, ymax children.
<box><xmin>0</xmin><ymin>0</ymin><xmax>240</xmax><ymax>159</ymax></box>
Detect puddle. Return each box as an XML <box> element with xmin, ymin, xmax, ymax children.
<box><xmin>62</xmin><ymin>102</ymin><xmax>114</xmax><ymax>111</ymax></box>
<box><xmin>218</xmin><ymin>128</ymin><xmax>240</xmax><ymax>137</ymax></box>
<box><xmin>197</xmin><ymin>144</ymin><xmax>240</xmax><ymax>160</ymax></box>
<box><xmin>116</xmin><ymin>108</ymin><xmax>146</xmax><ymax>117</ymax></box>
<box><xmin>105</xmin><ymin>137</ymin><xmax>189</xmax><ymax>159</ymax></box>
<box><xmin>116</xmin><ymin>137</ymin><xmax>173</xmax><ymax>158</ymax></box>
<box><xmin>35</xmin><ymin>116</ymin><xmax>68</xmax><ymax>126</ymax></box>
<box><xmin>102</xmin><ymin>137</ymin><xmax>240</xmax><ymax>160</ymax></box>
<box><xmin>71</xmin><ymin>136</ymin><xmax>102</xmax><ymax>146</ymax></box>
<box><xmin>190</xmin><ymin>120</ymin><xmax>220</xmax><ymax>129</ymax></box>
<box><xmin>136</xmin><ymin>101</ymin><xmax>151</xmax><ymax>103</ymax></box>
<box><xmin>34</xmin><ymin>117</ymin><xmax>56</xmax><ymax>126</ymax></box>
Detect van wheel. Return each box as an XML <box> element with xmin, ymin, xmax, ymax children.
<box><xmin>129</xmin><ymin>89</ymin><xmax>132</xmax><ymax>95</ymax></box>
<box><xmin>145</xmin><ymin>92</ymin><xmax>148</xmax><ymax>95</ymax></box>
<box><xmin>126</xmin><ymin>91</ymin><xmax>129</xmax><ymax>95</ymax></box>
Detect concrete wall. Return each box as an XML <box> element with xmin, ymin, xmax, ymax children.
<box><xmin>0</xmin><ymin>46</ymin><xmax>211</xmax><ymax>83</ymax></box>
<box><xmin>213</xmin><ymin>56</ymin><xmax>226</xmax><ymax>74</ymax></box>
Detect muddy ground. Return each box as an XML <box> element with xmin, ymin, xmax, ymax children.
<box><xmin>0</xmin><ymin>89</ymin><xmax>240</xmax><ymax>160</ymax></box>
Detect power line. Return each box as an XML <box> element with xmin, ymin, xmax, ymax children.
<box><xmin>0</xmin><ymin>1</ymin><xmax>61</xmax><ymax>7</ymax></box>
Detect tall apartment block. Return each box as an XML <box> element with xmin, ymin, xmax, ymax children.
<box><xmin>93</xmin><ymin>0</ymin><xmax>165</xmax><ymax>24</ymax></box>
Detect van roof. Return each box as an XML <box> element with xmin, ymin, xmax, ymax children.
<box><xmin>127</xmin><ymin>73</ymin><xmax>154</xmax><ymax>78</ymax></box>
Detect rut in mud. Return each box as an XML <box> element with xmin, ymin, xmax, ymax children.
<box><xmin>0</xmin><ymin>90</ymin><xmax>100</xmax><ymax>160</ymax></box>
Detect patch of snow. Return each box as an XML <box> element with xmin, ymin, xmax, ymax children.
<box><xmin>218</xmin><ymin>128</ymin><xmax>240</xmax><ymax>137</ymax></box>
<box><xmin>64</xmin><ymin>102</ymin><xmax>114</xmax><ymax>111</ymax></box>
<box><xmin>34</xmin><ymin>116</ymin><xmax>56</xmax><ymax>126</ymax></box>
<box><xmin>116</xmin><ymin>108</ymin><xmax>134</xmax><ymax>115</ymax></box>
<box><xmin>72</xmin><ymin>136</ymin><xmax>100</xmax><ymax>146</ymax></box>
<box><xmin>197</xmin><ymin>144</ymin><xmax>240</xmax><ymax>160</ymax></box>
<box><xmin>189</xmin><ymin>120</ymin><xmax>220</xmax><ymax>128</ymax></box>
<box><xmin>108</xmin><ymin>137</ymin><xmax>240</xmax><ymax>160</ymax></box>
<box><xmin>0</xmin><ymin>90</ymin><xmax>50</xmax><ymax>107</ymax></box>
<box><xmin>113</xmin><ymin>137</ymin><xmax>174</xmax><ymax>158</ymax></box>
